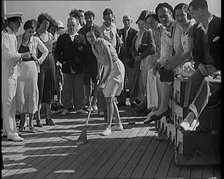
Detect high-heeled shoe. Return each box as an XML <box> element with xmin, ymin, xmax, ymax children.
<box><xmin>18</xmin><ymin>126</ymin><xmax>25</xmax><ymax>132</ymax></box>
<box><xmin>144</xmin><ymin>108</ymin><xmax>170</xmax><ymax>124</ymax></box>
<box><xmin>36</xmin><ymin>120</ymin><xmax>43</xmax><ymax>127</ymax></box>
<box><xmin>46</xmin><ymin>118</ymin><xmax>55</xmax><ymax>126</ymax></box>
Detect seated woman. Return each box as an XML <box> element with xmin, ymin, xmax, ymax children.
<box><xmin>144</xmin><ymin>2</ymin><xmax>182</xmax><ymax>123</ymax></box>
<box><xmin>86</xmin><ymin>30</ymin><xmax>125</xmax><ymax>136</ymax></box>
<box><xmin>16</xmin><ymin>19</ymin><xmax>48</xmax><ymax>132</ymax></box>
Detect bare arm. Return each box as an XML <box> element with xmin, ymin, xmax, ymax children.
<box><xmin>99</xmin><ymin>43</ymin><xmax>113</xmax><ymax>87</ymax></box>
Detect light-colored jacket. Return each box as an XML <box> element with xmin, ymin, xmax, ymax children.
<box><xmin>16</xmin><ymin>34</ymin><xmax>49</xmax><ymax>72</ymax></box>
<box><xmin>2</xmin><ymin>27</ymin><xmax>21</xmax><ymax>80</ymax></box>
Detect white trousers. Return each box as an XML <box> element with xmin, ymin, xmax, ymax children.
<box><xmin>146</xmin><ymin>68</ymin><xmax>158</xmax><ymax>109</ymax></box>
<box><xmin>2</xmin><ymin>77</ymin><xmax>19</xmax><ymax>137</ymax></box>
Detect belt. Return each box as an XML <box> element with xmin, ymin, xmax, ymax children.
<box><xmin>22</xmin><ymin>57</ymin><xmax>34</xmax><ymax>62</ymax></box>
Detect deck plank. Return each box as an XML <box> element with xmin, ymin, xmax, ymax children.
<box><xmin>178</xmin><ymin>165</ymin><xmax>192</xmax><ymax>178</ymax></box>
<box><xmin>130</xmin><ymin>135</ymin><xmax>159</xmax><ymax>179</ymax></box>
<box><xmin>117</xmin><ymin>127</ymin><xmax>154</xmax><ymax>178</ymax></box>
<box><xmin>142</xmin><ymin>140</ymin><xmax>169</xmax><ymax>178</ymax></box>
<box><xmin>81</xmin><ymin>128</ymin><xmax>134</xmax><ymax>178</ymax></box>
<box><xmin>93</xmin><ymin>128</ymin><xmax>141</xmax><ymax>179</ymax></box>
<box><xmin>44</xmin><ymin>124</ymin><xmax>104</xmax><ymax>178</ymax></box>
<box><xmin>190</xmin><ymin>166</ymin><xmax>203</xmax><ymax>179</ymax></box>
<box><xmin>105</xmin><ymin>127</ymin><xmax>149</xmax><ymax>178</ymax></box>
<box><xmin>1</xmin><ymin>106</ymin><xmax>221</xmax><ymax>179</ymax></box>
<box><xmin>202</xmin><ymin>166</ymin><xmax>215</xmax><ymax>178</ymax></box>
<box><xmin>154</xmin><ymin>143</ymin><xmax>174</xmax><ymax>179</ymax></box>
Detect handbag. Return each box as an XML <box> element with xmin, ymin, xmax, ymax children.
<box><xmin>159</xmin><ymin>67</ymin><xmax>174</xmax><ymax>82</ymax></box>
<box><xmin>138</xmin><ymin>44</ymin><xmax>148</xmax><ymax>54</ymax></box>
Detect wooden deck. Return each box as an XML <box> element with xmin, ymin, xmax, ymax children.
<box><xmin>2</xmin><ymin>106</ymin><xmax>221</xmax><ymax>179</ymax></box>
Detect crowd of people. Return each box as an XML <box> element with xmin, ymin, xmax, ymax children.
<box><xmin>1</xmin><ymin>0</ymin><xmax>221</xmax><ymax>141</ymax></box>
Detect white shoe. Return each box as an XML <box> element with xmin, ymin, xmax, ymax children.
<box><xmin>92</xmin><ymin>104</ymin><xmax>98</xmax><ymax>111</ymax></box>
<box><xmin>101</xmin><ymin>128</ymin><xmax>111</xmax><ymax>136</ymax></box>
<box><xmin>98</xmin><ymin>111</ymin><xmax>104</xmax><ymax>117</ymax></box>
<box><xmin>61</xmin><ymin>109</ymin><xmax>69</xmax><ymax>115</ymax></box>
<box><xmin>180</xmin><ymin>119</ymin><xmax>199</xmax><ymax>131</ymax></box>
<box><xmin>8</xmin><ymin>135</ymin><xmax>24</xmax><ymax>142</ymax></box>
<box><xmin>180</xmin><ymin>121</ymin><xmax>190</xmax><ymax>131</ymax></box>
<box><xmin>76</xmin><ymin>108</ymin><xmax>88</xmax><ymax>114</ymax></box>
<box><xmin>111</xmin><ymin>124</ymin><xmax>123</xmax><ymax>131</ymax></box>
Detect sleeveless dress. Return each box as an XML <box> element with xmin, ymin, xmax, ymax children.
<box><xmin>37</xmin><ymin>32</ymin><xmax>56</xmax><ymax>104</ymax></box>
<box><xmin>93</xmin><ymin>38</ymin><xmax>125</xmax><ymax>97</ymax></box>
<box><xmin>16</xmin><ymin>45</ymin><xmax>39</xmax><ymax>113</ymax></box>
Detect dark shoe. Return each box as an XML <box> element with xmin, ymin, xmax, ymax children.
<box><xmin>28</xmin><ymin>127</ymin><xmax>36</xmax><ymax>133</ymax></box>
<box><xmin>134</xmin><ymin>99</ymin><xmax>141</xmax><ymax>104</ymax></box>
<box><xmin>46</xmin><ymin>118</ymin><xmax>55</xmax><ymax>126</ymax></box>
<box><xmin>130</xmin><ymin>103</ymin><xmax>136</xmax><ymax>108</ymax></box>
<box><xmin>18</xmin><ymin>126</ymin><xmax>25</xmax><ymax>132</ymax></box>
<box><xmin>117</xmin><ymin>102</ymin><xmax>126</xmax><ymax>107</ymax></box>
<box><xmin>136</xmin><ymin>106</ymin><xmax>147</xmax><ymax>114</ymax></box>
<box><xmin>144</xmin><ymin>109</ymin><xmax>170</xmax><ymax>124</ymax></box>
<box><xmin>36</xmin><ymin>120</ymin><xmax>43</xmax><ymax>127</ymax></box>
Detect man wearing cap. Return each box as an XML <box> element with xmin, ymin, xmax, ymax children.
<box><xmin>2</xmin><ymin>12</ymin><xmax>31</xmax><ymax>141</ymax></box>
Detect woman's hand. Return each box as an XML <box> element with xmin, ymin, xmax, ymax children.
<box><xmin>31</xmin><ymin>54</ymin><xmax>40</xmax><ymax>65</ymax></box>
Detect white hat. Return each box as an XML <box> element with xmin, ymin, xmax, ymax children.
<box><xmin>57</xmin><ymin>21</ymin><xmax>64</xmax><ymax>28</ymax></box>
<box><xmin>5</xmin><ymin>12</ymin><xmax>23</xmax><ymax>21</ymax></box>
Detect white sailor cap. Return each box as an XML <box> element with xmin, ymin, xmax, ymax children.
<box><xmin>5</xmin><ymin>12</ymin><xmax>23</xmax><ymax>22</ymax></box>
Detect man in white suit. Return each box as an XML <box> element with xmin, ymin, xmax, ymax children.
<box><xmin>2</xmin><ymin>12</ymin><xmax>31</xmax><ymax>141</ymax></box>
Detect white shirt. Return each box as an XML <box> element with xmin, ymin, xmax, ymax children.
<box><xmin>157</xmin><ymin>21</ymin><xmax>182</xmax><ymax>65</ymax></box>
<box><xmin>16</xmin><ymin>34</ymin><xmax>49</xmax><ymax>73</ymax></box>
<box><xmin>2</xmin><ymin>27</ymin><xmax>22</xmax><ymax>79</ymax></box>
<box><xmin>99</xmin><ymin>22</ymin><xmax>117</xmax><ymax>48</ymax></box>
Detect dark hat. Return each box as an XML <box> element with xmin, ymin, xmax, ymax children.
<box><xmin>5</xmin><ymin>12</ymin><xmax>23</xmax><ymax>23</ymax></box>
<box><xmin>136</xmin><ymin>10</ymin><xmax>148</xmax><ymax>23</ymax></box>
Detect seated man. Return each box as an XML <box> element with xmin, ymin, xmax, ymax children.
<box><xmin>168</xmin><ymin>0</ymin><xmax>221</xmax><ymax>131</ymax></box>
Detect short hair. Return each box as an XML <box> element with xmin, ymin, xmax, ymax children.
<box><xmin>155</xmin><ymin>2</ymin><xmax>173</xmax><ymax>18</ymax></box>
<box><xmin>37</xmin><ymin>13</ymin><xmax>51</xmax><ymax>24</ymax></box>
<box><xmin>145</xmin><ymin>13</ymin><xmax>159</xmax><ymax>22</ymax></box>
<box><xmin>23</xmin><ymin>19</ymin><xmax>37</xmax><ymax>30</ymax></box>
<box><xmin>78</xmin><ymin>9</ymin><xmax>84</xmax><ymax>14</ymax></box>
<box><xmin>173</xmin><ymin>3</ymin><xmax>192</xmax><ymax>19</ymax></box>
<box><xmin>189</xmin><ymin>0</ymin><xmax>208</xmax><ymax>10</ymax></box>
<box><xmin>103</xmin><ymin>8</ymin><xmax>113</xmax><ymax>17</ymax></box>
<box><xmin>69</xmin><ymin>9</ymin><xmax>81</xmax><ymax>19</ymax></box>
<box><xmin>84</xmin><ymin>10</ymin><xmax>95</xmax><ymax>18</ymax></box>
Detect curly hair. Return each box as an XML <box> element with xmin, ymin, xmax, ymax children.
<box><xmin>173</xmin><ymin>3</ymin><xmax>192</xmax><ymax>20</ymax></box>
<box><xmin>37</xmin><ymin>13</ymin><xmax>52</xmax><ymax>24</ymax></box>
<box><xmin>37</xmin><ymin>13</ymin><xmax>57</xmax><ymax>30</ymax></box>
<box><xmin>84</xmin><ymin>10</ymin><xmax>95</xmax><ymax>18</ymax></box>
<box><xmin>69</xmin><ymin>9</ymin><xmax>81</xmax><ymax>19</ymax></box>
<box><xmin>103</xmin><ymin>8</ymin><xmax>113</xmax><ymax>17</ymax></box>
